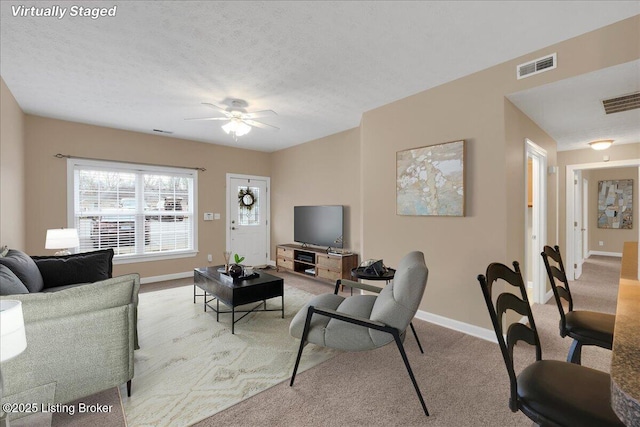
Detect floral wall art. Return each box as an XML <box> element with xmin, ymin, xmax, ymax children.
<box><xmin>396</xmin><ymin>140</ymin><xmax>465</xmax><ymax>216</ymax></box>
<box><xmin>597</xmin><ymin>179</ymin><xmax>633</xmax><ymax>229</ymax></box>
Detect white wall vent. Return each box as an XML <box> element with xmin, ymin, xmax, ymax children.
<box><xmin>517</xmin><ymin>53</ymin><xmax>557</xmax><ymax>80</ymax></box>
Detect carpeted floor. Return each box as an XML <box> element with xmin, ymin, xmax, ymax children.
<box><xmin>55</xmin><ymin>256</ymin><xmax>619</xmax><ymax>426</ymax></box>
<box><xmin>192</xmin><ymin>257</ymin><xmax>619</xmax><ymax>427</ymax></box>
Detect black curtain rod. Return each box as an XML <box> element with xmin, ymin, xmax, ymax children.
<box><xmin>54</xmin><ymin>153</ymin><xmax>206</xmax><ymax>172</ymax></box>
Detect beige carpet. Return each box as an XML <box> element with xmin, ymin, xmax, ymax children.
<box><xmin>192</xmin><ymin>257</ymin><xmax>619</xmax><ymax>427</ymax></box>
<box><xmin>59</xmin><ymin>257</ymin><xmax>619</xmax><ymax>426</ymax></box>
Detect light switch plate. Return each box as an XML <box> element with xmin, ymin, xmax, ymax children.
<box><xmin>214</xmin><ymin>213</ymin><xmax>221</xmax><ymax>220</ymax></box>
<box><xmin>204</xmin><ymin>212</ymin><xmax>214</xmax><ymax>221</ymax></box>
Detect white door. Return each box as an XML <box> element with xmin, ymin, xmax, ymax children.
<box><xmin>573</xmin><ymin>171</ymin><xmax>583</xmax><ymax>279</ymax></box>
<box><xmin>525</xmin><ymin>139</ymin><xmax>548</xmax><ymax>304</ymax></box>
<box><xmin>583</xmin><ymin>178</ymin><xmax>589</xmax><ymax>260</ymax></box>
<box><xmin>226</xmin><ymin>174</ymin><xmax>270</xmax><ymax>267</ymax></box>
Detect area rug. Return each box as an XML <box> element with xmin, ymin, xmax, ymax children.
<box><xmin>122</xmin><ymin>284</ymin><xmax>337</xmax><ymax>427</ymax></box>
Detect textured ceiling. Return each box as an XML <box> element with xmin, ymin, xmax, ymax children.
<box><xmin>508</xmin><ymin>60</ymin><xmax>640</xmax><ymax>152</ymax></box>
<box><xmin>1</xmin><ymin>1</ymin><xmax>638</xmax><ymax>152</ymax></box>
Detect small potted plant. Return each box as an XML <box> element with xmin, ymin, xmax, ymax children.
<box><xmin>228</xmin><ymin>253</ymin><xmax>245</xmax><ymax>278</ymax></box>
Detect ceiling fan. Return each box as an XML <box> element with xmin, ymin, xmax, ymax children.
<box><xmin>186</xmin><ymin>99</ymin><xmax>279</xmax><ymax>140</ymax></box>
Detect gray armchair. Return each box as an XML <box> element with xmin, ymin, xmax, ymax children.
<box><xmin>289</xmin><ymin>251</ymin><xmax>430</xmax><ymax>416</ymax></box>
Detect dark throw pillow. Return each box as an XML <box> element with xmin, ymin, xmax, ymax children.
<box><xmin>0</xmin><ymin>249</ymin><xmax>45</xmax><ymax>292</ymax></box>
<box><xmin>32</xmin><ymin>249</ymin><xmax>114</xmax><ymax>289</ymax></box>
<box><xmin>0</xmin><ymin>264</ymin><xmax>29</xmax><ymax>295</ymax></box>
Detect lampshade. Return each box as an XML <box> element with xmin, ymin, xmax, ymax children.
<box><xmin>222</xmin><ymin>119</ymin><xmax>252</xmax><ymax>137</ymax></box>
<box><xmin>0</xmin><ymin>300</ymin><xmax>27</xmax><ymax>362</ymax></box>
<box><xmin>589</xmin><ymin>139</ymin><xmax>614</xmax><ymax>151</ymax></box>
<box><xmin>45</xmin><ymin>228</ymin><xmax>79</xmax><ymax>250</ymax></box>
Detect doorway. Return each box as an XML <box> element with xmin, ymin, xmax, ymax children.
<box><xmin>525</xmin><ymin>139</ymin><xmax>548</xmax><ymax>304</ymax></box>
<box><xmin>226</xmin><ymin>173</ymin><xmax>271</xmax><ymax>267</ymax></box>
<box><xmin>565</xmin><ymin>159</ymin><xmax>640</xmax><ymax>280</ymax></box>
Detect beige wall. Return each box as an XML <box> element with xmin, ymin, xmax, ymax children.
<box><xmin>24</xmin><ymin>115</ymin><xmax>271</xmax><ymax>279</ymax></box>
<box><xmin>355</xmin><ymin>15</ymin><xmax>638</xmax><ymax>329</ymax></box>
<box><xmin>8</xmin><ymin>15</ymin><xmax>640</xmax><ymax>332</ymax></box>
<box><xmin>557</xmin><ymin>143</ymin><xmax>640</xmax><ymax>255</ymax></box>
<box><xmin>584</xmin><ymin>167</ymin><xmax>639</xmax><ymax>254</ymax></box>
<box><xmin>270</xmin><ymin>128</ymin><xmax>361</xmax><ymax>255</ymax></box>
<box><xmin>505</xmin><ymin>99</ymin><xmax>558</xmax><ymax>272</ymax></box>
<box><xmin>0</xmin><ymin>77</ymin><xmax>26</xmax><ymax>249</ymax></box>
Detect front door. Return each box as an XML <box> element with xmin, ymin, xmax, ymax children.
<box><xmin>227</xmin><ymin>174</ymin><xmax>270</xmax><ymax>267</ymax></box>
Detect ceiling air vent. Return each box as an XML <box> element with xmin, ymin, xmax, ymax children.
<box><xmin>602</xmin><ymin>92</ymin><xmax>640</xmax><ymax>114</ymax></box>
<box><xmin>517</xmin><ymin>53</ymin><xmax>557</xmax><ymax>80</ymax></box>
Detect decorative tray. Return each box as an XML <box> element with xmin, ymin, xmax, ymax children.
<box><xmin>218</xmin><ymin>270</ymin><xmax>259</xmax><ymax>282</ymax></box>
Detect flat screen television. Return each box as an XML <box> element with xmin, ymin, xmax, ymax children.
<box><xmin>294</xmin><ymin>205</ymin><xmax>344</xmax><ymax>249</ymax></box>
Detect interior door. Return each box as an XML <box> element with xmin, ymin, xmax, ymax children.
<box><xmin>573</xmin><ymin>171</ymin><xmax>583</xmax><ymax>279</ymax></box>
<box><xmin>525</xmin><ymin>139</ymin><xmax>547</xmax><ymax>304</ymax></box>
<box><xmin>583</xmin><ymin>178</ymin><xmax>589</xmax><ymax>261</ymax></box>
<box><xmin>227</xmin><ymin>175</ymin><xmax>269</xmax><ymax>267</ymax></box>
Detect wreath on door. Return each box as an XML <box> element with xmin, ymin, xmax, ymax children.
<box><xmin>238</xmin><ymin>187</ymin><xmax>257</xmax><ymax>210</ymax></box>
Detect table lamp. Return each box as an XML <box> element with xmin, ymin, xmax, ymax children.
<box><xmin>45</xmin><ymin>228</ymin><xmax>79</xmax><ymax>256</ymax></box>
<box><xmin>1</xmin><ymin>300</ymin><xmax>27</xmax><ymax>427</ymax></box>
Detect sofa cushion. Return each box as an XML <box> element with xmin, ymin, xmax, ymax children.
<box><xmin>0</xmin><ymin>264</ymin><xmax>29</xmax><ymax>295</ymax></box>
<box><xmin>32</xmin><ymin>249</ymin><xmax>114</xmax><ymax>289</ymax></box>
<box><xmin>0</xmin><ymin>250</ymin><xmax>45</xmax><ymax>292</ymax></box>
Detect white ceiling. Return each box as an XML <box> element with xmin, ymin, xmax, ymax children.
<box><xmin>1</xmin><ymin>1</ymin><xmax>638</xmax><ymax>152</ymax></box>
<box><xmin>508</xmin><ymin>60</ymin><xmax>640</xmax><ymax>152</ymax></box>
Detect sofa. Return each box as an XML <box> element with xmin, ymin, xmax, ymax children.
<box><xmin>0</xmin><ymin>248</ymin><xmax>139</xmax><ymax>414</ymax></box>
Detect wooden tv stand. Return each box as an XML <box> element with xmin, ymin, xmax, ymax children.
<box><xmin>276</xmin><ymin>244</ymin><xmax>358</xmax><ymax>282</ymax></box>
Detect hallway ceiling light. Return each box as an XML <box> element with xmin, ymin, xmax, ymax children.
<box><xmin>588</xmin><ymin>139</ymin><xmax>614</xmax><ymax>151</ymax></box>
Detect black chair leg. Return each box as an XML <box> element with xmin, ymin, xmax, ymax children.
<box><xmin>567</xmin><ymin>339</ymin><xmax>583</xmax><ymax>364</ymax></box>
<box><xmin>290</xmin><ymin>307</ymin><xmax>314</xmax><ymax>386</ymax></box>
<box><xmin>127</xmin><ymin>380</ymin><xmax>132</xmax><ymax>397</ymax></box>
<box><xmin>392</xmin><ymin>331</ymin><xmax>429</xmax><ymax>416</ymax></box>
<box><xmin>409</xmin><ymin>322</ymin><xmax>424</xmax><ymax>354</ymax></box>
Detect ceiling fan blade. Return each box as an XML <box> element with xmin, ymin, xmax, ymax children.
<box><xmin>201</xmin><ymin>103</ymin><xmax>232</xmax><ymax>117</ymax></box>
<box><xmin>242</xmin><ymin>110</ymin><xmax>277</xmax><ymax>119</ymax></box>
<box><xmin>185</xmin><ymin>117</ymin><xmax>231</xmax><ymax>121</ymax></box>
<box><xmin>244</xmin><ymin>119</ymin><xmax>279</xmax><ymax>131</ymax></box>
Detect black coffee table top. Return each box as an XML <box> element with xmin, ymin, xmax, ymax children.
<box><xmin>195</xmin><ymin>266</ymin><xmax>282</xmax><ymax>288</ymax></box>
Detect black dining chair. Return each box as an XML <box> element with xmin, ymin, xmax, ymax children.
<box><xmin>477</xmin><ymin>261</ymin><xmax>624</xmax><ymax>427</ymax></box>
<box><xmin>541</xmin><ymin>245</ymin><xmax>615</xmax><ymax>364</ymax></box>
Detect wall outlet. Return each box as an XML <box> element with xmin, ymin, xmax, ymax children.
<box><xmin>204</xmin><ymin>213</ymin><xmax>214</xmax><ymax>221</ymax></box>
<box><xmin>599</xmin><ymin>241</ymin><xmax>604</xmax><ymax>246</ymax></box>
<box><xmin>207</xmin><ymin>254</ymin><xmax>213</xmax><ymax>262</ymax></box>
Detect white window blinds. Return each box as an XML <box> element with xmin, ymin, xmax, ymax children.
<box><xmin>68</xmin><ymin>159</ymin><xmax>197</xmax><ymax>261</ymax></box>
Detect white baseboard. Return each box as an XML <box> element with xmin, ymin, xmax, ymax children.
<box><xmin>267</xmin><ymin>259</ymin><xmax>277</xmax><ymax>267</ymax></box>
<box><xmin>414</xmin><ymin>309</ymin><xmax>497</xmax><ymax>343</ymax></box>
<box><xmin>588</xmin><ymin>250</ymin><xmax>622</xmax><ymax>258</ymax></box>
<box><xmin>141</xmin><ymin>271</ymin><xmax>193</xmax><ymax>284</ymax></box>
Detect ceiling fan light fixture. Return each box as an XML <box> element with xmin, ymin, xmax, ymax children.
<box><xmin>588</xmin><ymin>139</ymin><xmax>614</xmax><ymax>151</ymax></box>
<box><xmin>222</xmin><ymin>119</ymin><xmax>252</xmax><ymax>138</ymax></box>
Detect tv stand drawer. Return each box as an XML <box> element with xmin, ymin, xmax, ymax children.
<box><xmin>317</xmin><ymin>267</ymin><xmax>341</xmax><ymax>282</ymax></box>
<box><xmin>277</xmin><ymin>257</ymin><xmax>293</xmax><ymax>270</ymax></box>
<box><xmin>277</xmin><ymin>247</ymin><xmax>294</xmax><ymax>259</ymax></box>
<box><xmin>316</xmin><ymin>254</ymin><xmax>341</xmax><ymax>270</ymax></box>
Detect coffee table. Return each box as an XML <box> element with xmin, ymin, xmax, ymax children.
<box><xmin>193</xmin><ymin>266</ymin><xmax>284</xmax><ymax>334</ymax></box>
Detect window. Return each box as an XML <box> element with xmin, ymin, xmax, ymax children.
<box><xmin>68</xmin><ymin>158</ymin><xmax>197</xmax><ymax>262</ymax></box>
